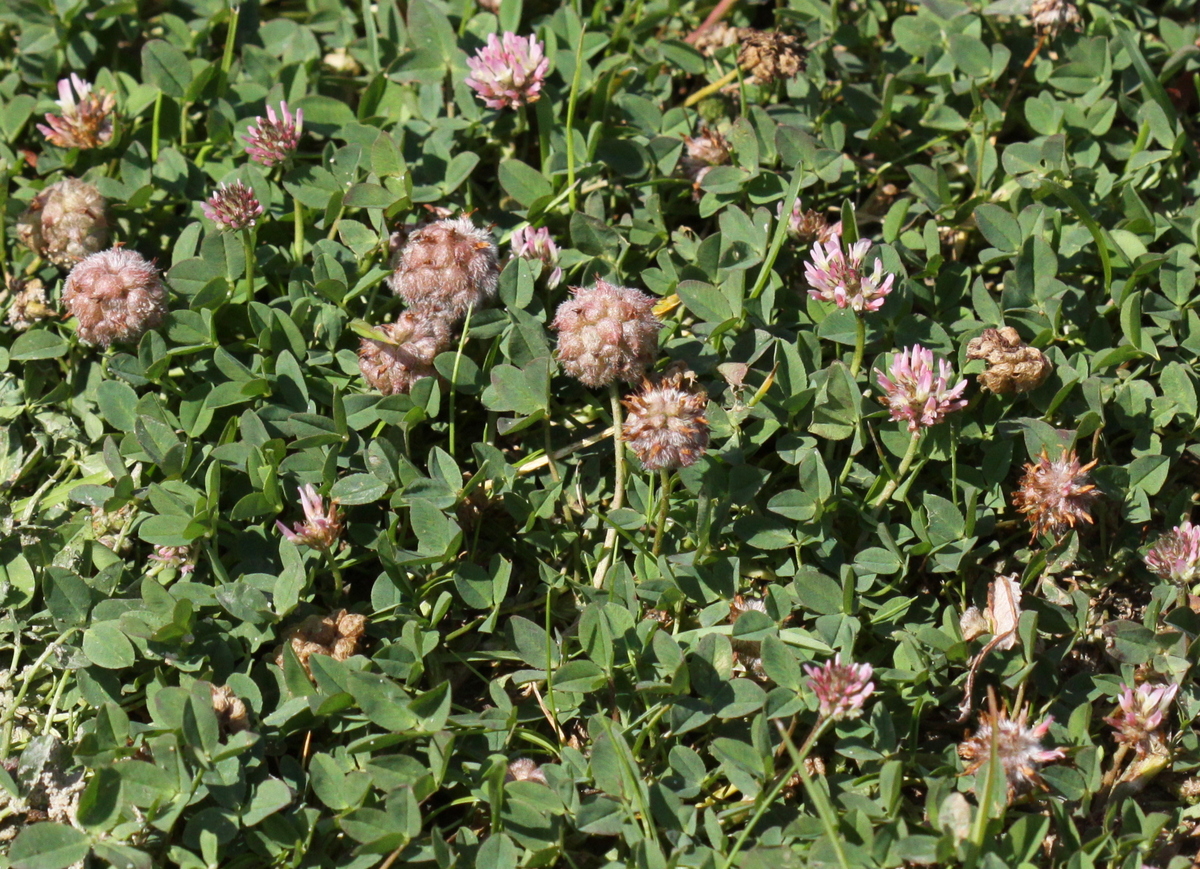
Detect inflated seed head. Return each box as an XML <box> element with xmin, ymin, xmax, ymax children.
<box><xmin>552</xmin><ymin>279</ymin><xmax>661</xmax><ymax>388</ymax></box>
<box><xmin>63</xmin><ymin>247</ymin><xmax>167</xmax><ymax>347</ymax></box>
<box><xmin>388</xmin><ymin>217</ymin><xmax>499</xmax><ymax>322</ymax></box>
<box><xmin>16</xmin><ymin>179</ymin><xmax>111</xmax><ymax>268</ymax></box>
<box><xmin>622</xmin><ymin>370</ymin><xmax>710</xmax><ymax>471</ymax></box>
<box><xmin>737</xmin><ymin>31</ymin><xmax>806</xmax><ymax>85</ymax></box>
<box><xmin>966</xmin><ymin>327</ymin><xmax>1051</xmax><ymax>394</ymax></box>
<box><xmin>358</xmin><ymin>310</ymin><xmax>453</xmax><ymax>395</ymax></box>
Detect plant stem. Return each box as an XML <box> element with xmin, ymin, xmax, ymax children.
<box><xmin>850</xmin><ymin>314</ymin><xmax>866</xmax><ymax>377</ymax></box>
<box><xmin>220</xmin><ymin>3</ymin><xmax>241</xmax><ymax>90</ymax></box>
<box><xmin>323</xmin><ymin>547</ymin><xmax>344</xmax><ymax>600</ymax></box>
<box><xmin>684</xmin><ymin>67</ymin><xmax>739</xmax><ymax>107</ymax></box>
<box><xmin>293</xmin><ymin>195</ymin><xmax>305</xmax><ymax>263</ymax></box>
<box><xmin>151</xmin><ymin>92</ymin><xmax>163</xmax><ymax>161</ymax></box>
<box><xmin>591</xmin><ymin>383</ymin><xmax>627</xmax><ymax>589</ymax></box>
<box><xmin>448</xmin><ymin>305</ymin><xmax>473</xmax><ymax>459</ymax></box>
<box><xmin>241</xmin><ymin>227</ymin><xmax>254</xmax><ymax>302</ymax></box>
<box><xmin>565</xmin><ymin>31</ymin><xmax>586</xmax><ymax>213</ymax></box>
<box><xmin>653</xmin><ymin>469</ymin><xmax>673</xmax><ymax>557</ymax></box>
<box><xmin>0</xmin><ymin>630</ymin><xmax>76</xmax><ymax>760</ymax></box>
<box><xmin>871</xmin><ymin>430</ymin><xmax>922</xmax><ymax>508</ymax></box>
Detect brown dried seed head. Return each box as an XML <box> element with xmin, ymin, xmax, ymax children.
<box><xmin>5</xmin><ymin>278</ymin><xmax>53</xmax><ymax>331</ymax></box>
<box><xmin>388</xmin><ymin>217</ymin><xmax>499</xmax><ymax>322</ymax></box>
<box><xmin>358</xmin><ymin>310</ymin><xmax>453</xmax><ymax>395</ymax></box>
<box><xmin>63</xmin><ymin>247</ymin><xmax>167</xmax><ymax>347</ymax></box>
<box><xmin>738</xmin><ymin>31</ymin><xmax>806</xmax><ymax>85</ymax></box>
<box><xmin>966</xmin><ymin>327</ymin><xmax>1052</xmax><ymax>394</ymax></box>
<box><xmin>277</xmin><ymin>609</ymin><xmax>368</xmax><ymax>676</ymax></box>
<box><xmin>210</xmin><ymin>684</ymin><xmax>250</xmax><ymax>734</ymax></box>
<box><xmin>17</xmin><ymin>179</ymin><xmax>111</xmax><ymax>268</ymax></box>
<box><xmin>622</xmin><ymin>370</ymin><xmax>710</xmax><ymax>471</ymax></box>
<box><xmin>1029</xmin><ymin>0</ymin><xmax>1081</xmax><ymax>38</ymax></box>
<box><xmin>1012</xmin><ymin>447</ymin><xmax>1099</xmax><ymax>539</ymax></box>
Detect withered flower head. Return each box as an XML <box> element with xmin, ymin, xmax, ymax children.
<box><xmin>622</xmin><ymin>369</ymin><xmax>710</xmax><ymax>471</ymax></box>
<box><xmin>780</xmin><ymin>198</ymin><xmax>841</xmax><ymax>248</ymax></box>
<box><xmin>737</xmin><ymin>31</ymin><xmax>806</xmax><ymax>85</ymax></box>
<box><xmin>552</xmin><ymin>279</ymin><xmax>661</xmax><ymax>388</ymax></box>
<box><xmin>63</xmin><ymin>248</ymin><xmax>167</xmax><ymax>347</ymax></box>
<box><xmin>209</xmin><ymin>684</ymin><xmax>250</xmax><ymax>734</ymax></box>
<box><xmin>37</xmin><ymin>74</ymin><xmax>117</xmax><ymax>149</ymax></box>
<box><xmin>966</xmin><ymin>327</ymin><xmax>1051</xmax><ymax>394</ymax></box>
<box><xmin>958</xmin><ymin>698</ymin><xmax>1065</xmax><ymax>798</ymax></box>
<box><xmin>693</xmin><ymin>23</ymin><xmax>746</xmax><ymax>56</ymax></box>
<box><xmin>505</xmin><ymin>758</ymin><xmax>548</xmax><ymax>784</ymax></box>
<box><xmin>1012</xmin><ymin>447</ymin><xmax>1099</xmax><ymax>540</ymax></box>
<box><xmin>5</xmin><ymin>278</ymin><xmax>53</xmax><ymax>331</ymax></box>
<box><xmin>961</xmin><ymin>574</ymin><xmax>1022</xmax><ymax>649</ymax></box>
<box><xmin>357</xmin><ymin>311</ymin><xmax>452</xmax><ymax>395</ymax></box>
<box><xmin>16</xmin><ymin>179</ymin><xmax>111</xmax><ymax>267</ymax></box>
<box><xmin>1103</xmin><ymin>681</ymin><xmax>1178</xmax><ymax>758</ymax></box>
<box><xmin>276</xmin><ymin>609</ymin><xmax>367</xmax><ymax>676</ymax></box>
<box><xmin>275</xmin><ymin>484</ymin><xmax>344</xmax><ymax>551</ymax></box>
<box><xmin>389</xmin><ymin>217</ymin><xmax>499</xmax><ymax>322</ymax></box>
<box><xmin>1029</xmin><ymin>0</ymin><xmax>1081</xmax><ymax>38</ymax></box>
<box><xmin>1144</xmin><ymin>521</ymin><xmax>1200</xmax><ymax>586</ymax></box>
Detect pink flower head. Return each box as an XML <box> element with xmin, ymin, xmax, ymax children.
<box><xmin>1103</xmin><ymin>682</ymin><xmax>1178</xmax><ymax>756</ymax></box>
<box><xmin>876</xmin><ymin>344</ymin><xmax>968</xmax><ymax>432</ymax></box>
<box><xmin>959</xmin><ymin>701</ymin><xmax>1065</xmax><ymax>797</ymax></box>
<box><xmin>465</xmin><ymin>32</ymin><xmax>549</xmax><ymax>110</ymax></box>
<box><xmin>203</xmin><ymin>180</ymin><xmax>263</xmax><ymax>232</ymax></box>
<box><xmin>803</xmin><ymin>654</ymin><xmax>874</xmax><ymax>722</ymax></box>
<box><xmin>244</xmin><ymin>101</ymin><xmax>303</xmax><ymax>167</ymax></box>
<box><xmin>37</xmin><ymin>74</ymin><xmax>117</xmax><ymax>149</ymax></box>
<box><xmin>149</xmin><ymin>545</ymin><xmax>196</xmax><ymax>575</ymax></box>
<box><xmin>276</xmin><ymin>484</ymin><xmax>344</xmax><ymax>551</ymax></box>
<box><xmin>804</xmin><ymin>235</ymin><xmax>895</xmax><ymax>313</ymax></box>
<box><xmin>511</xmin><ymin>225</ymin><xmax>562</xmax><ymax>288</ymax></box>
<box><xmin>1145</xmin><ymin>521</ymin><xmax>1200</xmax><ymax>586</ymax></box>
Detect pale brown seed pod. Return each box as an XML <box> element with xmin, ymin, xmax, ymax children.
<box><xmin>966</xmin><ymin>327</ymin><xmax>1051</xmax><ymax>394</ymax></box>
<box><xmin>275</xmin><ymin>609</ymin><xmax>367</xmax><ymax>676</ymax></box>
<box><xmin>622</xmin><ymin>369</ymin><xmax>710</xmax><ymax>471</ymax></box>
<box><xmin>357</xmin><ymin>311</ymin><xmax>453</xmax><ymax>395</ymax></box>
<box><xmin>16</xmin><ymin>179</ymin><xmax>111</xmax><ymax>268</ymax></box>
<box><xmin>552</xmin><ymin>279</ymin><xmax>661</xmax><ymax>388</ymax></box>
<box><xmin>63</xmin><ymin>248</ymin><xmax>167</xmax><ymax>347</ymax></box>
<box><xmin>388</xmin><ymin>217</ymin><xmax>499</xmax><ymax>322</ymax></box>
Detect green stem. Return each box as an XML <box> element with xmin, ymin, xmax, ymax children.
<box><xmin>565</xmin><ymin>31</ymin><xmax>586</xmax><ymax>213</ymax></box>
<box><xmin>323</xmin><ymin>547</ymin><xmax>344</xmax><ymax>600</ymax></box>
<box><xmin>685</xmin><ymin>67</ymin><xmax>739</xmax><ymax>107</ymax></box>
<box><xmin>850</xmin><ymin>314</ymin><xmax>866</xmax><ymax>377</ymax></box>
<box><xmin>0</xmin><ymin>630</ymin><xmax>77</xmax><ymax>760</ymax></box>
<box><xmin>151</xmin><ymin>92</ymin><xmax>162</xmax><ymax>162</ymax></box>
<box><xmin>448</xmin><ymin>305</ymin><xmax>473</xmax><ymax>459</ymax></box>
<box><xmin>653</xmin><ymin>468</ymin><xmax>673</xmax><ymax>557</ymax></box>
<box><xmin>293</xmin><ymin>195</ymin><xmax>305</xmax><ymax>264</ymax></box>
<box><xmin>748</xmin><ymin>167</ymin><xmax>803</xmax><ymax>304</ymax></box>
<box><xmin>871</xmin><ymin>430</ymin><xmax>922</xmax><ymax>508</ymax></box>
<box><xmin>241</xmin><ymin>227</ymin><xmax>254</xmax><ymax>302</ymax></box>
<box><xmin>591</xmin><ymin>383</ymin><xmax>627</xmax><ymax>589</ymax></box>
<box><xmin>220</xmin><ymin>3</ymin><xmax>241</xmax><ymax>89</ymax></box>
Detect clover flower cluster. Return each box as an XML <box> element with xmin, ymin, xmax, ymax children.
<box><xmin>511</xmin><ymin>225</ymin><xmax>563</xmax><ymax>288</ymax></box>
<box><xmin>17</xmin><ymin>178</ymin><xmax>110</xmax><ymax>267</ymax></box>
<box><xmin>203</xmin><ymin>181</ymin><xmax>263</xmax><ymax>232</ymax></box>
<box><xmin>804</xmin><ymin>655</ymin><xmax>874</xmax><ymax>722</ymax></box>
<box><xmin>876</xmin><ymin>345</ymin><xmax>968</xmax><ymax>432</ymax></box>
<box><xmin>1144</xmin><ymin>521</ymin><xmax>1200</xmax><ymax>587</ymax></box>
<box><xmin>465</xmin><ymin>32</ymin><xmax>549</xmax><ymax>110</ymax></box>
<box><xmin>63</xmin><ymin>248</ymin><xmax>168</xmax><ymax>347</ymax></box>
<box><xmin>1103</xmin><ymin>682</ymin><xmax>1178</xmax><ymax>757</ymax></box>
<box><xmin>622</xmin><ymin>370</ymin><xmax>710</xmax><ymax>472</ymax></box>
<box><xmin>1012</xmin><ymin>448</ymin><xmax>1099</xmax><ymax>539</ymax></box>
<box><xmin>806</xmin><ymin>236</ymin><xmax>896</xmax><ymax>314</ymax></box>
<box><xmin>244</xmin><ymin>101</ymin><xmax>304</xmax><ymax>167</ymax></box>
<box><xmin>38</xmin><ymin>74</ymin><xmax>117</xmax><ymax>149</ymax></box>
<box><xmin>959</xmin><ymin>702</ymin><xmax>1065</xmax><ymax>798</ymax></box>
<box><xmin>552</xmin><ymin>279</ymin><xmax>662</xmax><ymax>388</ymax></box>
<box><xmin>276</xmin><ymin>484</ymin><xmax>344</xmax><ymax>552</ymax></box>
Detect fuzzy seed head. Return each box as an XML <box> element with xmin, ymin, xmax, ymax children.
<box><xmin>1029</xmin><ymin>0</ymin><xmax>1081</xmax><ymax>37</ymax></box>
<box><xmin>511</xmin><ymin>225</ymin><xmax>563</xmax><ymax>288</ymax></box>
<box><xmin>465</xmin><ymin>32</ymin><xmax>550</xmax><ymax>110</ymax></box>
<box><xmin>243</xmin><ymin>101</ymin><xmax>303</xmax><ymax>167</ymax></box>
<box><xmin>275</xmin><ymin>484</ymin><xmax>344</xmax><ymax>551</ymax></box>
<box><xmin>958</xmin><ymin>702</ymin><xmax>1065</xmax><ymax>797</ymax></box>
<box><xmin>693</xmin><ymin>23</ymin><xmax>745</xmax><ymax>56</ymax></box>
<box><xmin>806</xmin><ymin>235</ymin><xmax>895</xmax><ymax>313</ymax></box>
<box><xmin>1103</xmin><ymin>682</ymin><xmax>1178</xmax><ymax>757</ymax></box>
<box><xmin>37</xmin><ymin>74</ymin><xmax>117</xmax><ymax>149</ymax></box>
<box><xmin>1144</xmin><ymin>521</ymin><xmax>1200</xmax><ymax>586</ymax></box>
<box><xmin>1012</xmin><ymin>448</ymin><xmax>1099</xmax><ymax>539</ymax></box>
<box><xmin>5</xmin><ymin>278</ymin><xmax>53</xmax><ymax>331</ymax></box>
<box><xmin>737</xmin><ymin>31</ymin><xmax>806</xmax><ymax>84</ymax></box>
<box><xmin>357</xmin><ymin>311</ymin><xmax>453</xmax><ymax>395</ymax></box>
<box><xmin>63</xmin><ymin>248</ymin><xmax>167</xmax><ymax>347</ymax></box>
<box><xmin>552</xmin><ymin>279</ymin><xmax>661</xmax><ymax>387</ymax></box>
<box><xmin>17</xmin><ymin>179</ymin><xmax>111</xmax><ymax>268</ymax></box>
<box><xmin>389</xmin><ymin>217</ymin><xmax>499</xmax><ymax>321</ymax></box>
<box><xmin>203</xmin><ymin>180</ymin><xmax>263</xmax><ymax>232</ymax></box>
<box><xmin>622</xmin><ymin>370</ymin><xmax>709</xmax><ymax>471</ymax></box>
<box><xmin>875</xmin><ymin>345</ymin><xmax>968</xmax><ymax>432</ymax></box>
<box><xmin>966</xmin><ymin>326</ymin><xmax>1051</xmax><ymax>394</ymax></box>
<box><xmin>804</xmin><ymin>654</ymin><xmax>875</xmax><ymax>722</ymax></box>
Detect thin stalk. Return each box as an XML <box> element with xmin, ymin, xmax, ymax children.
<box><xmin>448</xmin><ymin>305</ymin><xmax>473</xmax><ymax>459</ymax></box>
<box><xmin>323</xmin><ymin>547</ymin><xmax>344</xmax><ymax>600</ymax></box>
<box><xmin>565</xmin><ymin>31</ymin><xmax>587</xmax><ymax>212</ymax></box>
<box><xmin>591</xmin><ymin>383</ymin><xmax>627</xmax><ymax>589</ymax></box>
<box><xmin>543</xmin><ymin>589</ymin><xmax>561</xmax><ymax>743</ymax></box>
<box><xmin>220</xmin><ymin>4</ymin><xmax>241</xmax><ymax>89</ymax></box>
<box><xmin>684</xmin><ymin>67</ymin><xmax>739</xmax><ymax>107</ymax></box>
<box><xmin>293</xmin><ymin>195</ymin><xmax>305</xmax><ymax>263</ymax></box>
<box><xmin>241</xmin><ymin>227</ymin><xmax>254</xmax><ymax>302</ymax></box>
<box><xmin>850</xmin><ymin>314</ymin><xmax>866</xmax><ymax>377</ymax></box>
<box><xmin>0</xmin><ymin>630</ymin><xmax>77</xmax><ymax>760</ymax></box>
<box><xmin>653</xmin><ymin>469</ymin><xmax>673</xmax><ymax>557</ymax></box>
<box><xmin>871</xmin><ymin>430</ymin><xmax>922</xmax><ymax>508</ymax></box>
<box><xmin>151</xmin><ymin>92</ymin><xmax>163</xmax><ymax>162</ymax></box>
<box><xmin>361</xmin><ymin>0</ymin><xmax>379</xmax><ymax>72</ymax></box>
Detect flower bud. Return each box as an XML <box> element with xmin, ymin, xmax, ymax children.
<box><xmin>203</xmin><ymin>180</ymin><xmax>262</xmax><ymax>232</ymax></box>
<box><xmin>63</xmin><ymin>248</ymin><xmax>167</xmax><ymax>347</ymax></box>
<box><xmin>16</xmin><ymin>179</ymin><xmax>111</xmax><ymax>268</ymax></box>
<box><xmin>358</xmin><ymin>311</ymin><xmax>453</xmax><ymax>395</ymax></box>
<box><xmin>389</xmin><ymin>217</ymin><xmax>499</xmax><ymax>322</ymax></box>
<box><xmin>622</xmin><ymin>369</ymin><xmax>710</xmax><ymax>471</ymax></box>
<box><xmin>552</xmin><ymin>279</ymin><xmax>661</xmax><ymax>388</ymax></box>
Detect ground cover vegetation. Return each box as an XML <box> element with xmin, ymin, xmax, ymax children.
<box><xmin>0</xmin><ymin>0</ymin><xmax>1199</xmax><ymax>866</ymax></box>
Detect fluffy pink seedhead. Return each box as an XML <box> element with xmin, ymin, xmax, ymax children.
<box><xmin>1012</xmin><ymin>448</ymin><xmax>1099</xmax><ymax>540</ymax></box>
<box><xmin>958</xmin><ymin>700</ymin><xmax>1065</xmax><ymax>798</ymax></box>
<box><xmin>16</xmin><ymin>178</ymin><xmax>111</xmax><ymax>268</ymax></box>
<box><xmin>203</xmin><ymin>180</ymin><xmax>263</xmax><ymax>232</ymax></box>
<box><xmin>465</xmin><ymin>32</ymin><xmax>549</xmax><ymax>110</ymax></box>
<box><xmin>1103</xmin><ymin>682</ymin><xmax>1178</xmax><ymax>757</ymax></box>
<box><xmin>622</xmin><ymin>370</ymin><xmax>710</xmax><ymax>472</ymax></box>
<box><xmin>244</xmin><ymin>101</ymin><xmax>303</xmax><ymax>167</ymax></box>
<box><xmin>805</xmin><ymin>236</ymin><xmax>895</xmax><ymax>313</ymax></box>
<box><xmin>511</xmin><ymin>225</ymin><xmax>563</xmax><ymax>288</ymax></box>
<box><xmin>63</xmin><ymin>248</ymin><xmax>167</xmax><ymax>347</ymax></box>
<box><xmin>552</xmin><ymin>279</ymin><xmax>661</xmax><ymax>388</ymax></box>
<box><xmin>389</xmin><ymin>217</ymin><xmax>499</xmax><ymax>322</ymax></box>
<box><xmin>357</xmin><ymin>311</ymin><xmax>453</xmax><ymax>395</ymax></box>
<box><xmin>37</xmin><ymin>74</ymin><xmax>117</xmax><ymax>149</ymax></box>
<box><xmin>276</xmin><ymin>484</ymin><xmax>344</xmax><ymax>551</ymax></box>
<box><xmin>875</xmin><ymin>345</ymin><xmax>968</xmax><ymax>432</ymax></box>
<box><xmin>804</xmin><ymin>654</ymin><xmax>874</xmax><ymax>722</ymax></box>
<box><xmin>1145</xmin><ymin>521</ymin><xmax>1200</xmax><ymax>586</ymax></box>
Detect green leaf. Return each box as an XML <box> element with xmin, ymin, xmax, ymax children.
<box><xmin>499</xmin><ymin>159</ymin><xmax>553</xmax><ymax>208</ymax></box>
<box><xmin>82</xmin><ymin>622</ymin><xmax>136</xmax><ymax>669</ymax></box>
<box><xmin>330</xmin><ymin>474</ymin><xmax>387</xmax><ymax>505</ymax></box>
<box><xmin>10</xmin><ymin>329</ymin><xmax>68</xmax><ymax>361</ymax></box>
<box><xmin>141</xmin><ymin>39</ymin><xmax>193</xmax><ymax>97</ymax></box>
<box><xmin>9</xmin><ymin>822</ymin><xmax>90</xmax><ymax>869</ymax></box>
